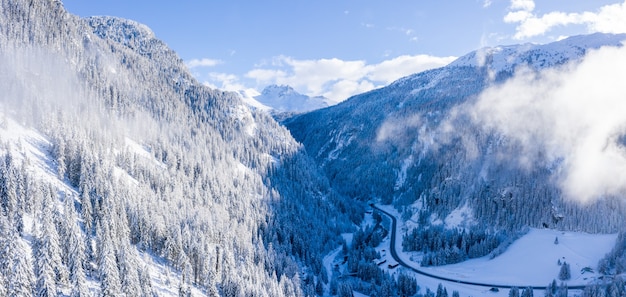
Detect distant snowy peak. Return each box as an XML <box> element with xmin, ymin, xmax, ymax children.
<box><xmin>261</xmin><ymin>84</ymin><xmax>300</xmax><ymax>97</ymax></box>
<box><xmin>237</xmin><ymin>88</ymin><xmax>272</xmax><ymax>111</ymax></box>
<box><xmin>253</xmin><ymin>84</ymin><xmax>335</xmax><ymax>113</ymax></box>
<box><xmin>449</xmin><ymin>33</ymin><xmax>626</xmax><ymax>73</ymax></box>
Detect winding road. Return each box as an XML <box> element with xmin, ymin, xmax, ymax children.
<box><xmin>371</xmin><ymin>204</ymin><xmax>587</xmax><ymax>291</ymax></box>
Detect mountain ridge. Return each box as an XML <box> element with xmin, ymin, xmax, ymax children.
<box><xmin>448</xmin><ymin>32</ymin><xmax>626</xmax><ymax>73</ymax></box>
<box><xmin>285</xmin><ymin>32</ymin><xmax>626</xmax><ymax>234</ymax></box>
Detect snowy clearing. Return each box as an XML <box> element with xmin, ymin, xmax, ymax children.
<box><xmin>423</xmin><ymin>228</ymin><xmax>616</xmax><ymax>286</ymax></box>
<box><xmin>372</xmin><ymin>204</ymin><xmax>616</xmax><ymax>297</ymax></box>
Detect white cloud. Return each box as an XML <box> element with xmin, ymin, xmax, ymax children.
<box><xmin>376</xmin><ymin>114</ymin><xmax>422</xmax><ymax>143</ymax></box>
<box><xmin>590</xmin><ymin>1</ymin><xmax>626</xmax><ymax>33</ymax></box>
<box><xmin>203</xmin><ymin>72</ymin><xmax>247</xmax><ymax>92</ymax></box>
<box><xmin>483</xmin><ymin>0</ymin><xmax>493</xmax><ymax>8</ymax></box>
<box><xmin>245</xmin><ymin>68</ymin><xmax>287</xmax><ymax>83</ymax></box>
<box><xmin>460</xmin><ymin>44</ymin><xmax>626</xmax><ymax>203</ymax></box>
<box><xmin>509</xmin><ymin>0</ymin><xmax>535</xmax><ymax>12</ymax></box>
<box><xmin>505</xmin><ymin>0</ymin><xmax>626</xmax><ymax>39</ymax></box>
<box><xmin>366</xmin><ymin>55</ymin><xmax>457</xmax><ymax>83</ymax></box>
<box><xmin>245</xmin><ymin>54</ymin><xmax>456</xmax><ymax>102</ymax></box>
<box><xmin>185</xmin><ymin>58</ymin><xmax>223</xmax><ymax>68</ymax></box>
<box><xmin>325</xmin><ymin>80</ymin><xmax>375</xmax><ymax>103</ymax></box>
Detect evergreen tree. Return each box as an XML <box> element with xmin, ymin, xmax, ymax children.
<box><xmin>521</xmin><ymin>287</ymin><xmax>534</xmax><ymax>297</ymax></box>
<box><xmin>337</xmin><ymin>282</ymin><xmax>353</xmax><ymax>297</ymax></box>
<box><xmin>34</xmin><ymin>235</ymin><xmax>58</xmax><ymax>297</ymax></box>
<box><xmin>80</xmin><ymin>184</ymin><xmax>94</xmax><ymax>235</ymax></box>
<box><xmin>397</xmin><ymin>273</ymin><xmax>418</xmax><ymax>297</ymax></box>
<box><xmin>314</xmin><ymin>279</ymin><xmax>323</xmax><ymax>296</ymax></box>
<box><xmin>36</xmin><ymin>186</ymin><xmax>69</xmax><ymax>286</ymax></box>
<box><xmin>436</xmin><ymin>283</ymin><xmax>448</xmax><ymax>297</ymax></box>
<box><xmin>63</xmin><ymin>197</ymin><xmax>89</xmax><ymax>297</ymax></box>
<box><xmin>97</xmin><ymin>222</ymin><xmax>121</xmax><ymax>296</ymax></box>
<box><xmin>0</xmin><ymin>271</ymin><xmax>7</xmax><ymax>297</ymax></box>
<box><xmin>557</xmin><ymin>282</ymin><xmax>568</xmax><ymax>297</ymax></box>
<box><xmin>559</xmin><ymin>262</ymin><xmax>571</xmax><ymax>281</ymax></box>
<box><xmin>136</xmin><ymin>266</ymin><xmax>155</xmax><ymax>297</ymax></box>
<box><xmin>7</xmin><ymin>234</ymin><xmax>35</xmax><ymax>297</ymax></box>
<box><xmin>118</xmin><ymin>244</ymin><xmax>141</xmax><ymax>296</ymax></box>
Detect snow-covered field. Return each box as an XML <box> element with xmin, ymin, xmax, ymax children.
<box><xmin>0</xmin><ymin>116</ymin><xmax>67</xmax><ymax>191</ymax></box>
<box><xmin>371</xmin><ymin>205</ymin><xmax>617</xmax><ymax>297</ymax></box>
<box><xmin>423</xmin><ymin>228</ymin><xmax>615</xmax><ymax>286</ymax></box>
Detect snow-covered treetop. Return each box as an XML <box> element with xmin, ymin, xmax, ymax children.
<box><xmin>85</xmin><ymin>16</ymin><xmax>176</xmax><ymax>60</ymax></box>
<box><xmin>86</xmin><ymin>16</ymin><xmax>154</xmax><ymax>41</ymax></box>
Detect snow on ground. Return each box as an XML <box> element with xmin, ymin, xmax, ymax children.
<box><xmin>341</xmin><ymin>233</ymin><xmax>354</xmax><ymax>249</ymax></box>
<box><xmin>373</xmin><ymin>204</ymin><xmax>616</xmax><ymax>297</ymax></box>
<box><xmin>322</xmin><ymin>130</ymin><xmax>356</xmax><ymax>162</ymax></box>
<box><xmin>124</xmin><ymin>137</ymin><xmax>166</xmax><ymax>169</ymax></box>
<box><xmin>323</xmin><ymin>247</ymin><xmax>342</xmax><ymax>294</ymax></box>
<box><xmin>237</xmin><ymin>88</ymin><xmax>273</xmax><ymax>111</ymax></box>
<box><xmin>137</xmin><ymin>250</ymin><xmax>206</xmax><ymax>297</ymax></box>
<box><xmin>394</xmin><ymin>155</ymin><xmax>413</xmax><ymax>190</ymax></box>
<box><xmin>227</xmin><ymin>103</ymin><xmax>258</xmax><ymax>137</ymax></box>
<box><xmin>424</xmin><ymin>228</ymin><xmax>615</xmax><ymax>286</ymax></box>
<box><xmin>0</xmin><ymin>116</ymin><xmax>76</xmax><ymax>196</ymax></box>
<box><xmin>443</xmin><ymin>202</ymin><xmax>475</xmax><ymax>229</ymax></box>
<box><xmin>124</xmin><ymin>137</ymin><xmax>153</xmax><ymax>159</ymax></box>
<box><xmin>353</xmin><ymin>291</ymin><xmax>370</xmax><ymax>297</ymax></box>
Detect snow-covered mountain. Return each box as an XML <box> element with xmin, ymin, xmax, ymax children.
<box><xmin>285</xmin><ymin>33</ymin><xmax>626</xmax><ymax>238</ymax></box>
<box><xmin>449</xmin><ymin>32</ymin><xmax>626</xmax><ymax>73</ymax></box>
<box><xmin>284</xmin><ymin>34</ymin><xmax>626</xmax><ymax>292</ymax></box>
<box><xmin>4</xmin><ymin>0</ymin><xmax>626</xmax><ymax>294</ymax></box>
<box><xmin>0</xmin><ymin>1</ymin><xmax>358</xmax><ymax>296</ymax></box>
<box><xmin>248</xmin><ymin>84</ymin><xmax>335</xmax><ymax>113</ymax></box>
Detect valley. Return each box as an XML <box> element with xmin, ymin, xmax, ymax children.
<box><xmin>1</xmin><ymin>1</ymin><xmax>626</xmax><ymax>296</ymax></box>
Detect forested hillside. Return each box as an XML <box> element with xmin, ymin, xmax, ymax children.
<box><xmin>285</xmin><ymin>33</ymin><xmax>626</xmax><ymax>265</ymax></box>
<box><xmin>0</xmin><ymin>0</ymin><xmax>360</xmax><ymax>296</ymax></box>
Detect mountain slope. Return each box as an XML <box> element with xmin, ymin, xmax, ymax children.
<box><xmin>285</xmin><ymin>33</ymin><xmax>626</xmax><ymax>237</ymax></box>
<box><xmin>0</xmin><ymin>1</ymin><xmax>358</xmax><ymax>296</ymax></box>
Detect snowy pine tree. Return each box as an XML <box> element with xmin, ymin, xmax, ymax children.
<box><xmin>8</xmin><ymin>234</ymin><xmax>35</xmax><ymax>297</ymax></box>
<box><xmin>559</xmin><ymin>262</ymin><xmax>571</xmax><ymax>281</ymax></box>
<box><xmin>97</xmin><ymin>222</ymin><xmax>122</xmax><ymax>296</ymax></box>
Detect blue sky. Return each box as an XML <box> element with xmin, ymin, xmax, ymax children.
<box><xmin>63</xmin><ymin>0</ymin><xmax>626</xmax><ymax>102</ymax></box>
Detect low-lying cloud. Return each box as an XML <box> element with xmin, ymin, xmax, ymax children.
<box><xmin>186</xmin><ymin>58</ymin><xmax>223</xmax><ymax>68</ymax></box>
<box><xmin>464</xmin><ymin>43</ymin><xmax>626</xmax><ymax>203</ymax></box>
